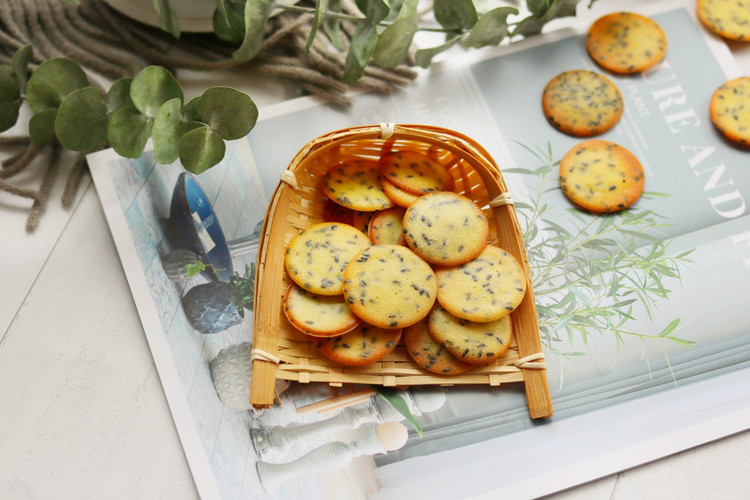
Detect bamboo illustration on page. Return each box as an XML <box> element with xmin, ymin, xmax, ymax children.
<box><xmin>508</xmin><ymin>143</ymin><xmax>695</xmax><ymax>365</ymax></box>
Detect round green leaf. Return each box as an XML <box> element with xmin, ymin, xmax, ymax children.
<box><xmin>197</xmin><ymin>87</ymin><xmax>258</xmax><ymax>140</ymax></box>
<box><xmin>0</xmin><ymin>65</ymin><xmax>20</xmax><ymax>101</ymax></box>
<box><xmin>108</xmin><ymin>105</ymin><xmax>153</xmax><ymax>158</ymax></box>
<box><xmin>11</xmin><ymin>45</ymin><xmax>33</xmax><ymax>92</ymax></box>
<box><xmin>433</xmin><ymin>0</ymin><xmax>477</xmax><ymax>31</ymax></box>
<box><xmin>107</xmin><ymin>78</ymin><xmax>134</xmax><ymax>113</ymax></box>
<box><xmin>130</xmin><ymin>66</ymin><xmax>183</xmax><ymax>118</ymax></box>
<box><xmin>182</xmin><ymin>97</ymin><xmax>201</xmax><ymax>122</ymax></box>
<box><xmin>213</xmin><ymin>2</ymin><xmax>245</xmax><ymax>43</ymax></box>
<box><xmin>178</xmin><ymin>125</ymin><xmax>226</xmax><ymax>174</ymax></box>
<box><xmin>29</xmin><ymin>109</ymin><xmax>58</xmax><ymax>143</ymax></box>
<box><xmin>0</xmin><ymin>99</ymin><xmax>21</xmax><ymax>133</ymax></box>
<box><xmin>152</xmin><ymin>98</ymin><xmax>184</xmax><ymax>164</ymax></box>
<box><xmin>55</xmin><ymin>86</ymin><xmax>108</xmax><ymax>151</ymax></box>
<box><xmin>26</xmin><ymin>58</ymin><xmax>89</xmax><ymax>112</ymax></box>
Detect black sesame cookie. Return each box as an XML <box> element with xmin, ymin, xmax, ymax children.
<box><xmin>402</xmin><ymin>191</ymin><xmax>488</xmax><ymax>266</ymax></box>
<box><xmin>586</xmin><ymin>12</ymin><xmax>667</xmax><ymax>74</ymax></box>
<box><xmin>369</xmin><ymin>206</ymin><xmax>407</xmax><ymax>245</ymax></box>
<box><xmin>542</xmin><ymin>70</ymin><xmax>624</xmax><ymax>137</ymax></box>
<box><xmin>381</xmin><ymin>176</ymin><xmax>421</xmax><ymax>207</ymax></box>
<box><xmin>342</xmin><ymin>245</ymin><xmax>437</xmax><ymax>329</ymax></box>
<box><xmin>697</xmin><ymin>0</ymin><xmax>750</xmax><ymax>41</ymax></box>
<box><xmin>403</xmin><ymin>318</ymin><xmax>473</xmax><ymax>375</ymax></box>
<box><xmin>380</xmin><ymin>151</ymin><xmax>455</xmax><ymax>194</ymax></box>
<box><xmin>709</xmin><ymin>77</ymin><xmax>750</xmax><ymax>145</ymax></box>
<box><xmin>285</xmin><ymin>222</ymin><xmax>372</xmax><ymax>296</ymax></box>
<box><xmin>316</xmin><ymin>323</ymin><xmax>402</xmax><ymax>366</ymax></box>
<box><xmin>435</xmin><ymin>245</ymin><xmax>526</xmax><ymax>323</ymax></box>
<box><xmin>323</xmin><ymin>160</ymin><xmax>394</xmax><ymax>211</ymax></box>
<box><xmin>559</xmin><ymin>139</ymin><xmax>645</xmax><ymax>213</ymax></box>
<box><xmin>322</xmin><ymin>198</ymin><xmax>354</xmax><ymax>225</ymax></box>
<box><xmin>428</xmin><ymin>303</ymin><xmax>513</xmax><ymax>365</ymax></box>
<box><xmin>282</xmin><ymin>284</ymin><xmax>361</xmax><ymax>337</ymax></box>
<box><xmin>351</xmin><ymin>210</ymin><xmax>375</xmax><ymax>234</ymax></box>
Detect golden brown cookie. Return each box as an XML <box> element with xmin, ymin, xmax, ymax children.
<box><xmin>380</xmin><ymin>151</ymin><xmax>455</xmax><ymax>194</ymax></box>
<box><xmin>435</xmin><ymin>245</ymin><xmax>526</xmax><ymax>323</ymax></box>
<box><xmin>559</xmin><ymin>140</ymin><xmax>645</xmax><ymax>213</ymax></box>
<box><xmin>285</xmin><ymin>222</ymin><xmax>371</xmax><ymax>295</ymax></box>
<box><xmin>351</xmin><ymin>210</ymin><xmax>375</xmax><ymax>234</ymax></box>
<box><xmin>709</xmin><ymin>77</ymin><xmax>750</xmax><ymax>145</ymax></box>
<box><xmin>282</xmin><ymin>284</ymin><xmax>361</xmax><ymax>337</ymax></box>
<box><xmin>403</xmin><ymin>318</ymin><xmax>473</xmax><ymax>375</ymax></box>
<box><xmin>381</xmin><ymin>177</ymin><xmax>422</xmax><ymax>207</ymax></box>
<box><xmin>542</xmin><ymin>70</ymin><xmax>624</xmax><ymax>137</ymax></box>
<box><xmin>323</xmin><ymin>160</ymin><xmax>394</xmax><ymax>211</ymax></box>
<box><xmin>402</xmin><ymin>191</ymin><xmax>488</xmax><ymax>266</ymax></box>
<box><xmin>343</xmin><ymin>245</ymin><xmax>437</xmax><ymax>329</ymax></box>
<box><xmin>315</xmin><ymin>323</ymin><xmax>402</xmax><ymax>366</ymax></box>
<box><xmin>322</xmin><ymin>198</ymin><xmax>355</xmax><ymax>225</ymax></box>
<box><xmin>428</xmin><ymin>303</ymin><xmax>513</xmax><ymax>365</ymax></box>
<box><xmin>697</xmin><ymin>0</ymin><xmax>750</xmax><ymax>41</ymax></box>
<box><xmin>369</xmin><ymin>206</ymin><xmax>407</xmax><ymax>245</ymax></box>
<box><xmin>586</xmin><ymin>12</ymin><xmax>667</xmax><ymax>74</ymax></box>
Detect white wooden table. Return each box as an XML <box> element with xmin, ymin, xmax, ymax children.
<box><xmin>2</xmin><ymin>7</ymin><xmax>750</xmax><ymax>499</ymax></box>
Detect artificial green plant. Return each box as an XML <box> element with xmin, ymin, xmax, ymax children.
<box><xmin>0</xmin><ymin>45</ymin><xmax>258</xmax><ymax>174</ymax></box>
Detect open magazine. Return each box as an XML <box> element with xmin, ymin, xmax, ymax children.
<box><xmin>88</xmin><ymin>0</ymin><xmax>750</xmax><ymax>498</ymax></box>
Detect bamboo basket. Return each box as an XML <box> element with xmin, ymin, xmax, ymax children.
<box><xmin>250</xmin><ymin>124</ymin><xmax>553</xmax><ymax>419</ymax></box>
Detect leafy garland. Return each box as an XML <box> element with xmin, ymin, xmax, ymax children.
<box><xmin>68</xmin><ymin>0</ymin><xmax>597</xmax><ymax>83</ymax></box>
<box><xmin>4</xmin><ymin>0</ymin><xmax>597</xmax><ymax>175</ymax></box>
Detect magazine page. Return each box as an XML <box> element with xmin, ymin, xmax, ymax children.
<box><xmin>88</xmin><ymin>0</ymin><xmax>750</xmax><ymax>498</ymax></box>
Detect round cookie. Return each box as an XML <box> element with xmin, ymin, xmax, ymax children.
<box><xmin>697</xmin><ymin>0</ymin><xmax>750</xmax><ymax>41</ymax></box>
<box><xmin>435</xmin><ymin>245</ymin><xmax>526</xmax><ymax>323</ymax></box>
<box><xmin>282</xmin><ymin>284</ymin><xmax>361</xmax><ymax>337</ymax></box>
<box><xmin>284</xmin><ymin>222</ymin><xmax>371</xmax><ymax>295</ymax></box>
<box><xmin>369</xmin><ymin>206</ymin><xmax>407</xmax><ymax>245</ymax></box>
<box><xmin>315</xmin><ymin>323</ymin><xmax>402</xmax><ymax>366</ymax></box>
<box><xmin>322</xmin><ymin>198</ymin><xmax>354</xmax><ymax>225</ymax></box>
<box><xmin>351</xmin><ymin>210</ymin><xmax>375</xmax><ymax>234</ymax></box>
<box><xmin>342</xmin><ymin>245</ymin><xmax>437</xmax><ymax>329</ymax></box>
<box><xmin>381</xmin><ymin>177</ymin><xmax>422</xmax><ymax>207</ymax></box>
<box><xmin>558</xmin><ymin>139</ymin><xmax>645</xmax><ymax>213</ymax></box>
<box><xmin>542</xmin><ymin>70</ymin><xmax>624</xmax><ymax>137</ymax></box>
<box><xmin>709</xmin><ymin>77</ymin><xmax>750</xmax><ymax>145</ymax></box>
<box><xmin>428</xmin><ymin>303</ymin><xmax>513</xmax><ymax>365</ymax></box>
<box><xmin>403</xmin><ymin>318</ymin><xmax>473</xmax><ymax>375</ymax></box>
<box><xmin>323</xmin><ymin>160</ymin><xmax>394</xmax><ymax>211</ymax></box>
<box><xmin>586</xmin><ymin>12</ymin><xmax>667</xmax><ymax>74</ymax></box>
<box><xmin>402</xmin><ymin>191</ymin><xmax>488</xmax><ymax>266</ymax></box>
<box><xmin>380</xmin><ymin>151</ymin><xmax>455</xmax><ymax>194</ymax></box>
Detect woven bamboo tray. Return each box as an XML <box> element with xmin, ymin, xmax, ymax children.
<box><xmin>250</xmin><ymin>124</ymin><xmax>553</xmax><ymax>419</ymax></box>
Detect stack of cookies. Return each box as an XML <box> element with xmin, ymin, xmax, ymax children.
<box><xmin>282</xmin><ymin>151</ymin><xmax>527</xmax><ymax>374</ymax></box>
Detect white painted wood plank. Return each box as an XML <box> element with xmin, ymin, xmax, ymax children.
<box><xmin>0</xmin><ymin>186</ymin><xmax>198</xmax><ymax>499</ymax></box>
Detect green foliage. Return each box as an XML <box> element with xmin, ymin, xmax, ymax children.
<box><xmin>371</xmin><ymin>386</ymin><xmax>423</xmax><ymax>437</ymax></box>
<box><xmin>510</xmin><ymin>143</ymin><xmax>695</xmax><ymax>359</ymax></box>
<box><xmin>372</xmin><ymin>0</ymin><xmax>418</xmax><ymax>68</ymax></box>
<box><xmin>153</xmin><ymin>0</ymin><xmax>181</xmax><ymax>38</ymax></box>
<box><xmin>0</xmin><ymin>64</ymin><xmax>22</xmax><ymax>133</ymax></box>
<box><xmin>232</xmin><ymin>0</ymin><xmax>274</xmax><ymax>62</ymax></box>
<box><xmin>0</xmin><ymin>45</ymin><xmax>258</xmax><ymax>175</ymax></box>
<box><xmin>230</xmin><ymin>263</ymin><xmax>256</xmax><ymax>312</ymax></box>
